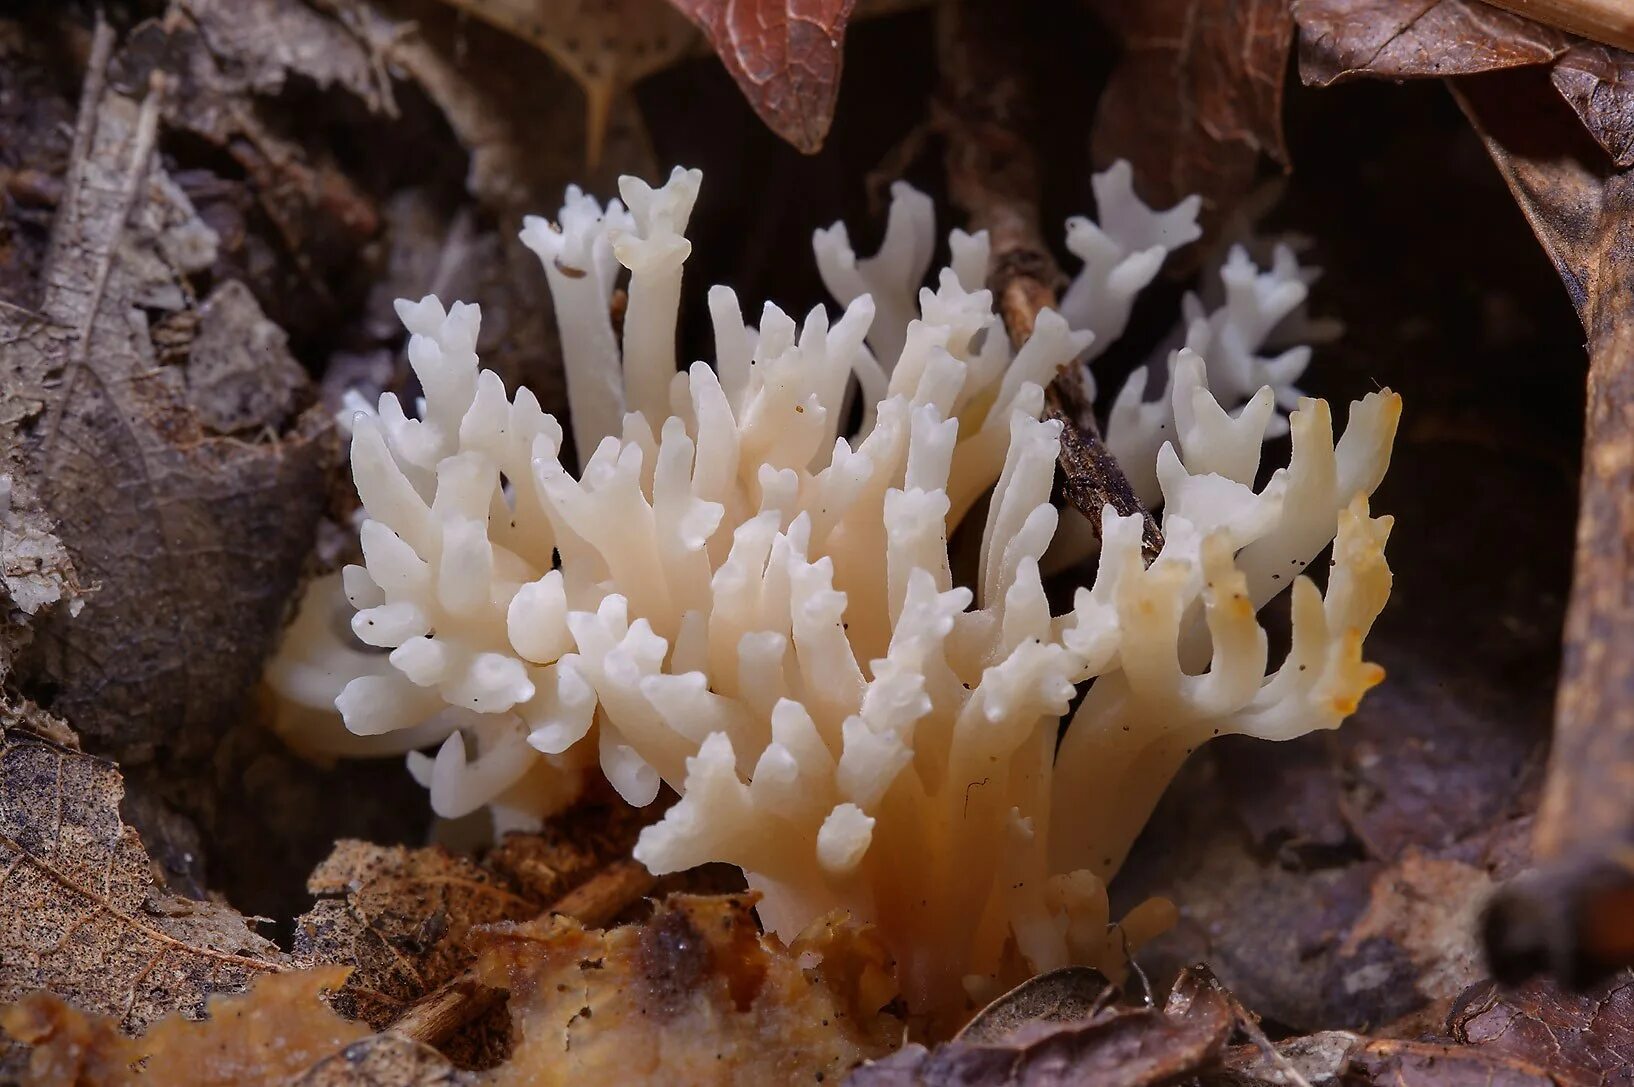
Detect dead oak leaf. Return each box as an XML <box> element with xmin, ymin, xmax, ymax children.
<box><xmin>1293</xmin><ymin>0</ymin><xmax>1569</xmax><ymax>85</ymax></box>
<box><xmin>0</xmin><ymin>727</ymin><xmax>284</xmax><ymax>1034</ymax></box>
<box><xmin>1450</xmin><ymin>976</ymin><xmax>1634</xmax><ymax>1085</ymax></box>
<box><xmin>1089</xmin><ymin>0</ymin><xmax>1294</xmax><ymax>245</ymax></box>
<box><xmin>667</xmin><ymin>0</ymin><xmax>857</xmax><ymax>155</ymax></box>
<box><xmin>1553</xmin><ymin>43</ymin><xmax>1634</xmax><ymax>168</ymax></box>
<box><xmin>1292</xmin><ymin>1</ymin><xmax>1634</xmax><ymax>168</ymax></box>
<box><xmin>846</xmin><ymin>966</ymin><xmax>1233</xmax><ymax>1087</ymax></box>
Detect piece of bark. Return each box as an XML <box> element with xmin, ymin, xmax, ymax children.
<box><xmin>2</xmin><ymin>23</ymin><xmax>335</xmax><ymax>766</ymax></box>
<box><xmin>1450</xmin><ymin>69</ymin><xmax>1634</xmax><ymax>986</ymax></box>
<box><xmin>936</xmin><ymin>0</ymin><xmax>1162</xmax><ymax>558</ymax></box>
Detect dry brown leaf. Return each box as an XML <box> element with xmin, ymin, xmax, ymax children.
<box><xmin>473</xmin><ymin>893</ymin><xmax>899</xmax><ymax>1086</ymax></box>
<box><xmin>1445</xmin><ymin>68</ymin><xmax>1634</xmax><ymax>987</ymax></box>
<box><xmin>2</xmin><ymin>27</ymin><xmax>335</xmax><ymax>767</ymax></box>
<box><xmin>667</xmin><ymin>0</ymin><xmax>857</xmax><ymax>154</ymax></box>
<box><xmin>955</xmin><ymin>968</ymin><xmax>1116</xmax><ymax>1047</ymax></box>
<box><xmin>1293</xmin><ymin>0</ymin><xmax>1568</xmax><ymax>85</ymax></box>
<box><xmin>1450</xmin><ymin>976</ymin><xmax>1634</xmax><ymax>1083</ymax></box>
<box><xmin>432</xmin><ymin>0</ymin><xmax>696</xmax><ymax>166</ymax></box>
<box><xmin>1090</xmin><ymin>0</ymin><xmax>1294</xmax><ymax>241</ymax></box>
<box><xmin>1292</xmin><ymin>1</ymin><xmax>1634</xmax><ymax>168</ymax></box>
<box><xmin>1553</xmin><ymin>42</ymin><xmax>1634</xmax><ymax>168</ymax></box>
<box><xmin>846</xmin><ymin>966</ymin><xmax>1233</xmax><ymax>1087</ymax></box>
<box><xmin>112</xmin><ymin>5</ymin><xmax>385</xmax><ymax>287</ymax></box>
<box><xmin>0</xmin><ymin>725</ymin><xmax>285</xmax><ymax>1034</ymax></box>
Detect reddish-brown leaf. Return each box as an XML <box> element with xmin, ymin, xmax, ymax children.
<box><xmin>845</xmin><ymin>967</ymin><xmax>1233</xmax><ymax>1087</ymax></box>
<box><xmin>1451</xmin><ymin>977</ymin><xmax>1634</xmax><ymax>1084</ymax></box>
<box><xmin>1292</xmin><ymin>0</ymin><xmax>1569</xmax><ymax>86</ymax></box>
<box><xmin>1090</xmin><ymin>0</ymin><xmax>1294</xmax><ymax>237</ymax></box>
<box><xmin>665</xmin><ymin>0</ymin><xmax>856</xmax><ymax>154</ymax></box>
<box><xmin>1553</xmin><ymin>42</ymin><xmax>1634</xmax><ymax>168</ymax></box>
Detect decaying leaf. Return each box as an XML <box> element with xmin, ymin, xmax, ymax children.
<box><xmin>956</xmin><ymin>968</ymin><xmax>1117</xmax><ymax>1046</ymax></box>
<box><xmin>1</xmin><ymin>968</ymin><xmax>369</xmax><ymax>1087</ymax></box>
<box><xmin>1292</xmin><ymin>0</ymin><xmax>1634</xmax><ymax>168</ymax></box>
<box><xmin>0</xmin><ymin>725</ymin><xmax>285</xmax><ymax>1034</ymax></box>
<box><xmin>292</xmin><ymin>797</ymin><xmax>660</xmax><ymax>1068</ymax></box>
<box><xmin>667</xmin><ymin>0</ymin><xmax>857</xmax><ymax>154</ymax></box>
<box><xmin>1445</xmin><ymin>69</ymin><xmax>1634</xmax><ymax>986</ymax></box>
<box><xmin>472</xmin><ymin>893</ymin><xmax>900</xmax><ymax>1085</ymax></box>
<box><xmin>294</xmin><ymin>841</ymin><xmax>541</xmax><ymax>1033</ymax></box>
<box><xmin>1552</xmin><ymin>42</ymin><xmax>1634</xmax><ymax>169</ymax></box>
<box><xmin>1293</xmin><ymin>0</ymin><xmax>1569</xmax><ymax>85</ymax></box>
<box><xmin>1090</xmin><ymin>0</ymin><xmax>1294</xmax><ymax>241</ymax></box>
<box><xmin>432</xmin><ymin>0</ymin><xmax>697</xmax><ymax>165</ymax></box>
<box><xmin>2</xmin><ymin>25</ymin><xmax>335</xmax><ymax>766</ymax></box>
<box><xmin>847</xmin><ymin>966</ymin><xmax>1233</xmax><ymax>1087</ymax></box>
<box><xmin>1450</xmin><ymin>975</ymin><xmax>1634</xmax><ymax>1084</ymax></box>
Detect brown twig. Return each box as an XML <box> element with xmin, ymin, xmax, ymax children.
<box><xmin>391</xmin><ymin>859</ymin><xmax>657</xmax><ymax>1047</ymax></box>
<box><xmin>934</xmin><ymin>0</ymin><xmax>1162</xmax><ymax>560</ymax></box>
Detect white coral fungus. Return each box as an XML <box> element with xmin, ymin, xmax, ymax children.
<box><xmin>269</xmin><ymin>164</ymin><xmax>1400</xmax><ymax>1022</ymax></box>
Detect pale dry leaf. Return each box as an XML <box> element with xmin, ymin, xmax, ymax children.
<box><xmin>0</xmin><ymin>725</ymin><xmax>285</xmax><ymax>1034</ymax></box>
